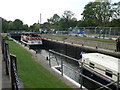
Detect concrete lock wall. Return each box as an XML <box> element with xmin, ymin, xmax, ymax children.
<box><xmin>42</xmin><ymin>39</ymin><xmax>99</xmax><ymax>59</ymax></box>
<box><xmin>42</xmin><ymin>39</ymin><xmax>120</xmax><ymax>59</ymax></box>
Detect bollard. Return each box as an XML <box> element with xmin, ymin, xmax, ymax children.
<box><xmin>82</xmin><ymin>44</ymin><xmax>84</xmax><ymax>46</ymax></box>
<box><xmin>49</xmin><ymin>52</ymin><xmax>51</xmax><ymax>67</ymax></box>
<box><xmin>46</xmin><ymin>57</ymin><xmax>48</xmax><ymax>61</ymax></box>
<box><xmin>96</xmin><ymin>46</ymin><xmax>98</xmax><ymax>49</ymax></box>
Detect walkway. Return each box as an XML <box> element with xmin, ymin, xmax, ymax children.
<box><xmin>0</xmin><ymin>35</ymin><xmax>11</xmax><ymax>89</ymax></box>
<box><xmin>13</xmin><ymin>39</ymin><xmax>87</xmax><ymax>89</ymax></box>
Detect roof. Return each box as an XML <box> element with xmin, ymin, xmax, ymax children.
<box><xmin>82</xmin><ymin>53</ymin><xmax>120</xmax><ymax>73</ymax></box>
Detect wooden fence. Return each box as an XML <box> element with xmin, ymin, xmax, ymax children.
<box><xmin>2</xmin><ymin>37</ymin><xmax>22</xmax><ymax>89</ymax></box>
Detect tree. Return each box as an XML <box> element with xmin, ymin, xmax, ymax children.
<box><xmin>112</xmin><ymin>1</ymin><xmax>120</xmax><ymax>19</ymax></box>
<box><xmin>48</xmin><ymin>14</ymin><xmax>60</xmax><ymax>25</ymax></box>
<box><xmin>61</xmin><ymin>10</ymin><xmax>75</xmax><ymax>28</ymax></box>
<box><xmin>8</xmin><ymin>21</ymin><xmax>15</xmax><ymax>30</ymax></box>
<box><xmin>2</xmin><ymin>18</ymin><xmax>9</xmax><ymax>32</ymax></box>
<box><xmin>29</xmin><ymin>23</ymin><xmax>40</xmax><ymax>32</ymax></box>
<box><xmin>13</xmin><ymin>19</ymin><xmax>23</xmax><ymax>30</ymax></box>
<box><xmin>23</xmin><ymin>24</ymin><xmax>29</xmax><ymax>31</ymax></box>
<box><xmin>77</xmin><ymin>20</ymin><xmax>87</xmax><ymax>27</ymax></box>
<box><xmin>82</xmin><ymin>1</ymin><xmax>113</xmax><ymax>26</ymax></box>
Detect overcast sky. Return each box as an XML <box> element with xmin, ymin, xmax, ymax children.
<box><xmin>0</xmin><ymin>0</ymin><xmax>119</xmax><ymax>26</ymax></box>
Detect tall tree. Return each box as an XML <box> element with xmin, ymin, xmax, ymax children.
<box><xmin>2</xmin><ymin>18</ymin><xmax>9</xmax><ymax>32</ymax></box>
<box><xmin>13</xmin><ymin>19</ymin><xmax>23</xmax><ymax>30</ymax></box>
<box><xmin>82</xmin><ymin>1</ymin><xmax>113</xmax><ymax>26</ymax></box>
<box><xmin>112</xmin><ymin>1</ymin><xmax>120</xmax><ymax>19</ymax></box>
<box><xmin>48</xmin><ymin>14</ymin><xmax>60</xmax><ymax>25</ymax></box>
<box><xmin>29</xmin><ymin>23</ymin><xmax>40</xmax><ymax>32</ymax></box>
<box><xmin>62</xmin><ymin>10</ymin><xmax>75</xmax><ymax>28</ymax></box>
<box><xmin>23</xmin><ymin>24</ymin><xmax>29</xmax><ymax>31</ymax></box>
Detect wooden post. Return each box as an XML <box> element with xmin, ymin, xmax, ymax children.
<box><xmin>5</xmin><ymin>43</ymin><xmax>9</xmax><ymax>75</ymax></box>
<box><xmin>10</xmin><ymin>55</ymin><xmax>18</xmax><ymax>90</ymax></box>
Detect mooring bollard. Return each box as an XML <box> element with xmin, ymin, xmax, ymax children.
<box><xmin>49</xmin><ymin>52</ymin><xmax>51</xmax><ymax>67</ymax></box>
<box><xmin>82</xmin><ymin>44</ymin><xmax>84</xmax><ymax>46</ymax></box>
<box><xmin>46</xmin><ymin>57</ymin><xmax>48</xmax><ymax>61</ymax></box>
<box><xmin>96</xmin><ymin>46</ymin><xmax>98</xmax><ymax>49</ymax></box>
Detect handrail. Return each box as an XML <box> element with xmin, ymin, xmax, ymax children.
<box><xmin>2</xmin><ymin>37</ymin><xmax>22</xmax><ymax>89</ymax></box>
<box><xmin>49</xmin><ymin>49</ymin><xmax>120</xmax><ymax>89</ymax></box>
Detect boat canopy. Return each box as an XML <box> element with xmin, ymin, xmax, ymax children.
<box><xmin>82</xmin><ymin>53</ymin><xmax>120</xmax><ymax>73</ymax></box>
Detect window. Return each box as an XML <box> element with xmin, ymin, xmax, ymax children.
<box><xmin>89</xmin><ymin>62</ymin><xmax>94</xmax><ymax>69</ymax></box>
<box><xmin>105</xmin><ymin>69</ymin><xmax>112</xmax><ymax>78</ymax></box>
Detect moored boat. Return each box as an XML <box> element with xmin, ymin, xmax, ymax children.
<box><xmin>21</xmin><ymin>32</ymin><xmax>42</xmax><ymax>46</ymax></box>
<box><xmin>80</xmin><ymin>53</ymin><xmax>120</xmax><ymax>89</ymax></box>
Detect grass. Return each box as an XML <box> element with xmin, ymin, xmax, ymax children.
<box><xmin>74</xmin><ymin>37</ymin><xmax>115</xmax><ymax>44</ymax></box>
<box><xmin>42</xmin><ymin>34</ymin><xmax>67</xmax><ymax>37</ymax></box>
<box><xmin>1</xmin><ymin>33</ymin><xmax>7</xmax><ymax>37</ymax></box>
<box><xmin>6</xmin><ymin>40</ymin><xmax>71</xmax><ymax>88</ymax></box>
<box><xmin>42</xmin><ymin>34</ymin><xmax>115</xmax><ymax>44</ymax></box>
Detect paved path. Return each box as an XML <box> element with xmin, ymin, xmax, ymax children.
<box><xmin>0</xmin><ymin>35</ymin><xmax>11</xmax><ymax>89</ymax></box>
<box><xmin>0</xmin><ymin>35</ymin><xmax>2</xmax><ymax>90</ymax></box>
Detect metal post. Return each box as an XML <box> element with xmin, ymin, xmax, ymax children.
<box><xmin>80</xmin><ymin>62</ymin><xmax>83</xmax><ymax>89</ymax></box>
<box><xmin>61</xmin><ymin>59</ymin><xmax>63</xmax><ymax>76</ymax></box>
<box><xmin>65</xmin><ymin>44</ymin><xmax>67</xmax><ymax>55</ymax></box>
<box><xmin>117</xmin><ymin>73</ymin><xmax>119</xmax><ymax>90</ymax></box>
<box><xmin>95</xmin><ymin>27</ymin><xmax>97</xmax><ymax>37</ymax></box>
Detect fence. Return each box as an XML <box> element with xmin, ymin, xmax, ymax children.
<box><xmin>72</xmin><ymin>27</ymin><xmax>120</xmax><ymax>39</ymax></box>
<box><xmin>2</xmin><ymin>37</ymin><xmax>22</xmax><ymax>89</ymax></box>
<box><xmin>48</xmin><ymin>50</ymin><xmax>120</xmax><ymax>90</ymax></box>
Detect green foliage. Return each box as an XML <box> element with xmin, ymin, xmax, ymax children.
<box><xmin>82</xmin><ymin>1</ymin><xmax>113</xmax><ymax>26</ymax></box>
<box><xmin>13</xmin><ymin>19</ymin><xmax>23</xmax><ymax>30</ymax></box>
<box><xmin>29</xmin><ymin>23</ymin><xmax>40</xmax><ymax>32</ymax></box>
<box><xmin>6</xmin><ymin>40</ymin><xmax>71</xmax><ymax>88</ymax></box>
<box><xmin>60</xmin><ymin>10</ymin><xmax>77</xmax><ymax>28</ymax></box>
<box><xmin>1</xmin><ymin>1</ymin><xmax>120</xmax><ymax>32</ymax></box>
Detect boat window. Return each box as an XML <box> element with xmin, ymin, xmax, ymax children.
<box><xmin>105</xmin><ymin>70</ymin><xmax>112</xmax><ymax>78</ymax></box>
<box><xmin>89</xmin><ymin>62</ymin><xmax>94</xmax><ymax>69</ymax></box>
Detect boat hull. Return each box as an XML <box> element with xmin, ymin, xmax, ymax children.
<box><xmin>21</xmin><ymin>39</ymin><xmax>43</xmax><ymax>49</ymax></box>
<box><xmin>82</xmin><ymin>67</ymin><xmax>120</xmax><ymax>90</ymax></box>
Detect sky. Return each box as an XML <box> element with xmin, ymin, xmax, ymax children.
<box><xmin>0</xmin><ymin>0</ymin><xmax>119</xmax><ymax>26</ymax></box>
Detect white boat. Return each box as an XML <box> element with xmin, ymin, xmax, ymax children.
<box><xmin>21</xmin><ymin>32</ymin><xmax>42</xmax><ymax>46</ymax></box>
<box><xmin>80</xmin><ymin>53</ymin><xmax>120</xmax><ymax>89</ymax></box>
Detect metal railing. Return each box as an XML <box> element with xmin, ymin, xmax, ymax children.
<box><xmin>48</xmin><ymin>50</ymin><xmax>120</xmax><ymax>90</ymax></box>
<box><xmin>2</xmin><ymin>37</ymin><xmax>22</xmax><ymax>89</ymax></box>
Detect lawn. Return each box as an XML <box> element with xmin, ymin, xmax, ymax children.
<box><xmin>6</xmin><ymin>40</ymin><xmax>71</xmax><ymax>88</ymax></box>
<box><xmin>42</xmin><ymin>34</ymin><xmax>115</xmax><ymax>44</ymax></box>
<box><xmin>74</xmin><ymin>37</ymin><xmax>115</xmax><ymax>44</ymax></box>
<box><xmin>42</xmin><ymin>34</ymin><xmax>67</xmax><ymax>37</ymax></box>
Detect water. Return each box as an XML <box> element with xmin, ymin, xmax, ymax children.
<box><xmin>33</xmin><ymin>47</ymin><xmax>101</xmax><ymax>89</ymax></box>
<box><xmin>34</xmin><ymin>48</ymin><xmax>80</xmax><ymax>83</ymax></box>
